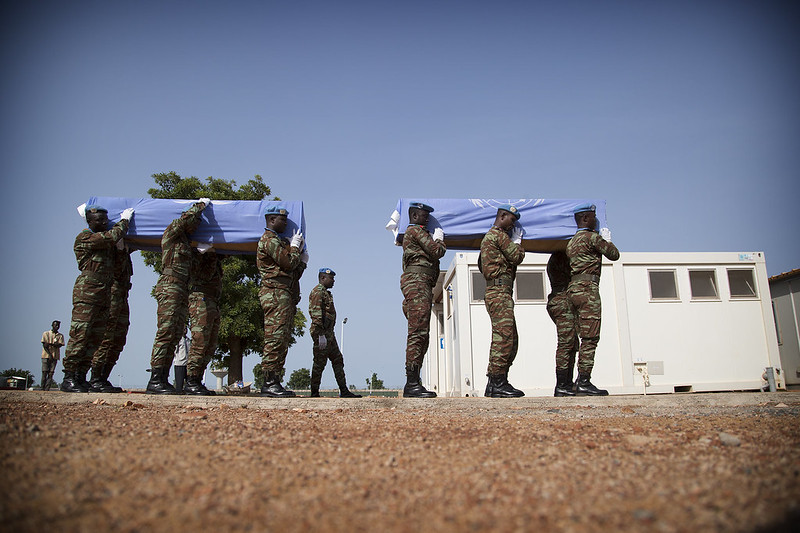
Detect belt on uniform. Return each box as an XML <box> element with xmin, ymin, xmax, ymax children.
<box><xmin>80</xmin><ymin>270</ymin><xmax>112</xmax><ymax>283</ymax></box>
<box><xmin>266</xmin><ymin>275</ymin><xmax>292</xmax><ymax>287</ymax></box>
<box><xmin>571</xmin><ymin>273</ymin><xmax>600</xmax><ymax>283</ymax></box>
<box><xmin>404</xmin><ymin>265</ymin><xmax>439</xmax><ymax>278</ymax></box>
<box><xmin>162</xmin><ymin>267</ymin><xmax>189</xmax><ymax>283</ymax></box>
<box><xmin>488</xmin><ymin>277</ymin><xmax>512</xmax><ymax>287</ymax></box>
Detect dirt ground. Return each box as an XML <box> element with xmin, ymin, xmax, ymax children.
<box><xmin>1</xmin><ymin>391</ymin><xmax>799</xmax><ymax>533</ymax></box>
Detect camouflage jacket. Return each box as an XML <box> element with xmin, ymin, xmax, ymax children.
<box><xmin>289</xmin><ymin>260</ymin><xmax>306</xmax><ymax>306</ymax></box>
<box><xmin>402</xmin><ymin>224</ymin><xmax>446</xmax><ymax>278</ymax></box>
<box><xmin>74</xmin><ymin>219</ymin><xmax>129</xmax><ymax>281</ymax></box>
<box><xmin>308</xmin><ymin>283</ymin><xmax>335</xmax><ymax>337</ymax></box>
<box><xmin>480</xmin><ymin>226</ymin><xmax>525</xmax><ymax>282</ymax></box>
<box><xmin>160</xmin><ymin>202</ymin><xmax>205</xmax><ymax>283</ymax></box>
<box><xmin>112</xmin><ymin>246</ymin><xmax>134</xmax><ymax>290</ymax></box>
<box><xmin>546</xmin><ymin>252</ymin><xmax>571</xmax><ymax>296</ymax></box>
<box><xmin>257</xmin><ymin>229</ymin><xmax>302</xmax><ymax>289</ymax></box>
<box><xmin>566</xmin><ymin>229</ymin><xmax>620</xmax><ymax>278</ymax></box>
<box><xmin>190</xmin><ymin>250</ymin><xmax>223</xmax><ymax>300</ymax></box>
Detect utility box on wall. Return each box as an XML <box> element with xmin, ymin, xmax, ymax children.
<box><xmin>421</xmin><ymin>251</ymin><xmax>783</xmax><ymax>397</ymax></box>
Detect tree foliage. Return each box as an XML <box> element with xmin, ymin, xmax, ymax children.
<box><xmin>367</xmin><ymin>373</ymin><xmax>384</xmax><ymax>390</ymax></box>
<box><xmin>143</xmin><ymin>172</ymin><xmax>306</xmax><ymax>383</ymax></box>
<box><xmin>286</xmin><ymin>368</ymin><xmax>311</xmax><ymax>390</ymax></box>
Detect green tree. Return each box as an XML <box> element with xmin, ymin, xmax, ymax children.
<box><xmin>369</xmin><ymin>373</ymin><xmax>384</xmax><ymax>390</ymax></box>
<box><xmin>286</xmin><ymin>368</ymin><xmax>311</xmax><ymax>390</ymax></box>
<box><xmin>1</xmin><ymin>368</ymin><xmax>35</xmax><ymax>389</ymax></box>
<box><xmin>143</xmin><ymin>172</ymin><xmax>306</xmax><ymax>384</ymax></box>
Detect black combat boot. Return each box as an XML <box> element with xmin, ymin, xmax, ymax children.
<box><xmin>60</xmin><ymin>371</ymin><xmax>89</xmax><ymax>393</ymax></box>
<box><xmin>485</xmin><ymin>373</ymin><xmax>524</xmax><ymax>398</ymax></box>
<box><xmin>334</xmin><ymin>363</ymin><xmax>361</xmax><ymax>398</ymax></box>
<box><xmin>173</xmin><ymin>365</ymin><xmax>187</xmax><ymax>394</ymax></box>
<box><xmin>309</xmin><ymin>368</ymin><xmax>321</xmax><ymax>397</ymax></box>
<box><xmin>183</xmin><ymin>375</ymin><xmax>215</xmax><ymax>396</ymax></box>
<box><xmin>146</xmin><ymin>367</ymin><xmax>178</xmax><ymax>395</ymax></box>
<box><xmin>554</xmin><ymin>369</ymin><xmax>576</xmax><ymax>397</ymax></box>
<box><xmin>260</xmin><ymin>370</ymin><xmax>296</xmax><ymax>397</ymax></box>
<box><xmin>75</xmin><ymin>369</ymin><xmax>93</xmax><ymax>392</ymax></box>
<box><xmin>403</xmin><ymin>366</ymin><xmax>436</xmax><ymax>398</ymax></box>
<box><xmin>89</xmin><ymin>367</ymin><xmax>122</xmax><ymax>393</ymax></box>
<box><xmin>575</xmin><ymin>373</ymin><xmax>609</xmax><ymax>396</ymax></box>
<box><xmin>101</xmin><ymin>366</ymin><xmax>124</xmax><ymax>393</ymax></box>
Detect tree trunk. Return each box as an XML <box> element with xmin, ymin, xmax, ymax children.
<box><xmin>227</xmin><ymin>335</ymin><xmax>244</xmax><ymax>384</ymax></box>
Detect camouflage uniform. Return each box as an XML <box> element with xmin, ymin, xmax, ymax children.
<box><xmin>62</xmin><ymin>219</ymin><xmax>129</xmax><ymax>374</ymax></box>
<box><xmin>546</xmin><ymin>252</ymin><xmax>578</xmax><ymax>372</ymax></box>
<box><xmin>308</xmin><ymin>282</ymin><xmax>347</xmax><ymax>390</ymax></box>
<box><xmin>401</xmin><ymin>224</ymin><xmax>446</xmax><ymax>370</ymax></box>
<box><xmin>566</xmin><ymin>229</ymin><xmax>620</xmax><ymax>374</ymax></box>
<box><xmin>257</xmin><ymin>228</ymin><xmax>302</xmax><ymax>373</ymax></box>
<box><xmin>480</xmin><ymin>226</ymin><xmax>525</xmax><ymax>376</ymax></box>
<box><xmin>187</xmin><ymin>250</ymin><xmax>223</xmax><ymax>377</ymax></box>
<box><xmin>149</xmin><ymin>203</ymin><xmax>205</xmax><ymax>369</ymax></box>
<box><xmin>91</xmin><ymin>246</ymin><xmax>133</xmax><ymax>378</ymax></box>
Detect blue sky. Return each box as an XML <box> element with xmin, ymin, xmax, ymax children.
<box><xmin>1</xmin><ymin>0</ymin><xmax>797</xmax><ymax>389</ymax></box>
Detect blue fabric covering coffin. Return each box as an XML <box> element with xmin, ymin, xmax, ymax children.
<box><xmin>386</xmin><ymin>198</ymin><xmax>608</xmax><ymax>252</ymax></box>
<box><xmin>80</xmin><ymin>197</ymin><xmax>306</xmax><ymax>254</ymax></box>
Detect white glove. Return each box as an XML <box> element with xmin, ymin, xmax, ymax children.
<box><xmin>198</xmin><ymin>198</ymin><xmax>211</xmax><ymax>206</ymax></box>
<box><xmin>300</xmin><ymin>249</ymin><xmax>309</xmax><ymax>263</ymax></box>
<box><xmin>599</xmin><ymin>227</ymin><xmax>612</xmax><ymax>241</ymax></box>
<box><xmin>432</xmin><ymin>227</ymin><xmax>445</xmax><ymax>242</ymax></box>
<box><xmin>510</xmin><ymin>225</ymin><xmax>524</xmax><ymax>244</ymax></box>
<box><xmin>120</xmin><ymin>208</ymin><xmax>134</xmax><ymax>221</ymax></box>
<box><xmin>197</xmin><ymin>243</ymin><xmax>213</xmax><ymax>254</ymax></box>
<box><xmin>290</xmin><ymin>229</ymin><xmax>304</xmax><ymax>249</ymax></box>
<box><xmin>317</xmin><ymin>336</ymin><xmax>328</xmax><ymax>350</ymax></box>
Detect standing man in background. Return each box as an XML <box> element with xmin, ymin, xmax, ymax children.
<box><xmin>400</xmin><ymin>202</ymin><xmax>446</xmax><ymax>398</ymax></box>
<box><xmin>480</xmin><ymin>204</ymin><xmax>525</xmax><ymax>398</ymax></box>
<box><xmin>308</xmin><ymin>268</ymin><xmax>361</xmax><ymax>398</ymax></box>
<box><xmin>89</xmin><ymin>243</ymin><xmax>133</xmax><ymax>393</ymax></box>
<box><xmin>61</xmin><ymin>205</ymin><xmax>132</xmax><ymax>392</ymax></box>
<box><xmin>146</xmin><ymin>199</ymin><xmax>210</xmax><ymax>394</ymax></box>
<box><xmin>566</xmin><ymin>203</ymin><xmax>620</xmax><ymax>396</ymax></box>
<box><xmin>40</xmin><ymin>320</ymin><xmax>64</xmax><ymax>391</ymax></box>
<box><xmin>546</xmin><ymin>251</ymin><xmax>578</xmax><ymax>397</ymax></box>
<box><xmin>257</xmin><ymin>205</ymin><xmax>305</xmax><ymax>397</ymax></box>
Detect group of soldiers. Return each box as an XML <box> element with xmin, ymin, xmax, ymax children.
<box><xmin>57</xmin><ymin>198</ymin><xmax>618</xmax><ymax>398</ymax></box>
<box><xmin>399</xmin><ymin>201</ymin><xmax>619</xmax><ymax>398</ymax></box>
<box><xmin>58</xmin><ymin>200</ymin><xmax>360</xmax><ymax>397</ymax></box>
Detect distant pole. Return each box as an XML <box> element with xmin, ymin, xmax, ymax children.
<box><xmin>341</xmin><ymin>317</ymin><xmax>348</xmax><ymax>353</ymax></box>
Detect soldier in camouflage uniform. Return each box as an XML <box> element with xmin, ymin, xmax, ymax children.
<box><xmin>89</xmin><ymin>244</ymin><xmax>133</xmax><ymax>393</ymax></box>
<box><xmin>480</xmin><ymin>204</ymin><xmax>526</xmax><ymax>398</ymax></box>
<box><xmin>401</xmin><ymin>202</ymin><xmax>446</xmax><ymax>398</ymax></box>
<box><xmin>61</xmin><ymin>205</ymin><xmax>133</xmax><ymax>393</ymax></box>
<box><xmin>146</xmin><ymin>199</ymin><xmax>210</xmax><ymax>394</ymax></box>
<box><xmin>566</xmin><ymin>203</ymin><xmax>620</xmax><ymax>396</ymax></box>
<box><xmin>183</xmin><ymin>248</ymin><xmax>223</xmax><ymax>395</ymax></box>
<box><xmin>257</xmin><ymin>205</ymin><xmax>305</xmax><ymax>397</ymax></box>
<box><xmin>546</xmin><ymin>251</ymin><xmax>578</xmax><ymax>397</ymax></box>
<box><xmin>308</xmin><ymin>268</ymin><xmax>361</xmax><ymax>398</ymax></box>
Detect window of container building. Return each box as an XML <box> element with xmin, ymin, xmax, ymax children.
<box><xmin>471</xmin><ymin>271</ymin><xmax>487</xmax><ymax>302</ymax></box>
<box><xmin>648</xmin><ymin>270</ymin><xmax>679</xmax><ymax>300</ymax></box>
<box><xmin>689</xmin><ymin>270</ymin><xmax>719</xmax><ymax>299</ymax></box>
<box><xmin>515</xmin><ymin>271</ymin><xmax>546</xmax><ymax>302</ymax></box>
<box><xmin>727</xmin><ymin>269</ymin><xmax>757</xmax><ymax>298</ymax></box>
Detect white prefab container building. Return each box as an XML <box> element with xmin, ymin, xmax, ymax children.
<box><xmin>422</xmin><ymin>251</ymin><xmax>784</xmax><ymax>397</ymax></box>
<box><xmin>769</xmin><ymin>269</ymin><xmax>800</xmax><ymax>389</ymax></box>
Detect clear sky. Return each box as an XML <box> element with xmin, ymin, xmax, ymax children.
<box><xmin>1</xmin><ymin>0</ymin><xmax>798</xmax><ymax>389</ymax></box>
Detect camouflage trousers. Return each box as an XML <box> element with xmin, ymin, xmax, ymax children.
<box><xmin>546</xmin><ymin>291</ymin><xmax>578</xmax><ymax>372</ymax></box>
<box><xmin>92</xmin><ymin>282</ymin><xmax>130</xmax><ymax>374</ymax></box>
<box><xmin>311</xmin><ymin>332</ymin><xmax>346</xmax><ymax>389</ymax></box>
<box><xmin>150</xmin><ymin>277</ymin><xmax>189</xmax><ymax>369</ymax></box>
<box><xmin>484</xmin><ymin>286</ymin><xmax>518</xmax><ymax>376</ymax></box>
<box><xmin>401</xmin><ymin>272</ymin><xmax>434</xmax><ymax>369</ymax></box>
<box><xmin>567</xmin><ymin>280</ymin><xmax>602</xmax><ymax>374</ymax></box>
<box><xmin>260</xmin><ymin>286</ymin><xmax>294</xmax><ymax>372</ymax></box>
<box><xmin>187</xmin><ymin>292</ymin><xmax>220</xmax><ymax>377</ymax></box>
<box><xmin>63</xmin><ymin>274</ymin><xmax>112</xmax><ymax>373</ymax></box>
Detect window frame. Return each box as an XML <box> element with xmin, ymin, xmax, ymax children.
<box><xmin>647</xmin><ymin>269</ymin><xmax>680</xmax><ymax>302</ymax></box>
<box><xmin>514</xmin><ymin>270</ymin><xmax>547</xmax><ymax>304</ymax></box>
<box><xmin>726</xmin><ymin>268</ymin><xmax>758</xmax><ymax>299</ymax></box>
<box><xmin>688</xmin><ymin>269</ymin><xmax>720</xmax><ymax>301</ymax></box>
